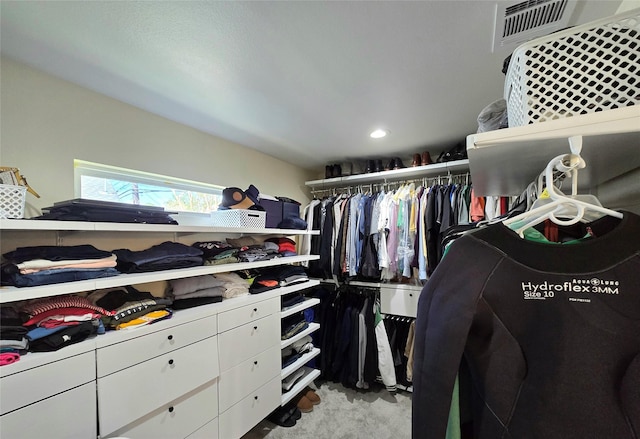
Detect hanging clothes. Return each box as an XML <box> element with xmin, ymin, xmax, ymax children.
<box><xmin>312</xmin><ymin>285</ymin><xmax>398</xmax><ymax>392</ymax></box>
<box><xmin>412</xmin><ymin>211</ymin><xmax>640</xmax><ymax>439</ymax></box>
<box><xmin>304</xmin><ymin>179</ymin><xmax>473</xmax><ymax>283</ymax></box>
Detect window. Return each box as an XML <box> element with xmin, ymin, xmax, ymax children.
<box><xmin>74</xmin><ymin>160</ymin><xmax>223</xmax><ymax>214</ymax></box>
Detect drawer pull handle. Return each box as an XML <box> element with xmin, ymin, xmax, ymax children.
<box><xmin>254</xmin><ymin>361</ymin><xmax>258</xmax><ymax>365</ymax></box>
<box><xmin>409</xmin><ymin>294</ymin><xmax>413</xmax><ymax>297</ymax></box>
<box><xmin>254</xmin><ymin>326</ymin><xmax>258</xmax><ymax>330</ymax></box>
<box><xmin>168</xmin><ymin>359</ymin><xmax>174</xmax><ymax>365</ymax></box>
<box><xmin>254</xmin><ymin>396</ymin><xmax>258</xmax><ymax>400</ymax></box>
<box><xmin>168</xmin><ymin>335</ymin><xmax>173</xmax><ymax>341</ymax></box>
<box><xmin>168</xmin><ymin>406</ymin><xmax>174</xmax><ymax>413</ymax></box>
<box><xmin>254</xmin><ymin>308</ymin><xmax>258</xmax><ymax>312</ymax></box>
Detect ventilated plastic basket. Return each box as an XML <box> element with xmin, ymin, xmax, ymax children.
<box><xmin>0</xmin><ymin>184</ymin><xmax>27</xmax><ymax>219</ymax></box>
<box><xmin>210</xmin><ymin>209</ymin><xmax>266</xmax><ymax>228</ymax></box>
<box><xmin>505</xmin><ymin>9</ymin><xmax>640</xmax><ymax>127</ymax></box>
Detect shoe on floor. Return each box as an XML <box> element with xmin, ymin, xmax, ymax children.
<box><xmin>267</xmin><ymin>406</ymin><xmax>297</xmax><ymax>427</ymax></box>
<box><xmin>290</xmin><ymin>407</ymin><xmax>302</xmax><ymax>421</ymax></box>
<box><xmin>296</xmin><ymin>395</ymin><xmax>314</xmax><ymax>413</ymax></box>
<box><xmin>304</xmin><ymin>387</ymin><xmax>321</xmax><ymax>405</ymax></box>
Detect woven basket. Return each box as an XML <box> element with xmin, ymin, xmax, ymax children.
<box><xmin>0</xmin><ymin>184</ymin><xmax>27</xmax><ymax>219</ymax></box>
<box><xmin>505</xmin><ymin>9</ymin><xmax>640</xmax><ymax>127</ymax></box>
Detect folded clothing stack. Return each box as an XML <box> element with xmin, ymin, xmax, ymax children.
<box><xmin>264</xmin><ymin>237</ymin><xmax>297</xmax><ymax>257</ymax></box>
<box><xmin>88</xmin><ymin>286</ymin><xmax>172</xmax><ymax>331</ymax></box>
<box><xmin>35</xmin><ymin>199</ymin><xmax>179</xmax><ymax>225</ymax></box>
<box><xmin>282</xmin><ymin>294</ymin><xmax>305</xmax><ymax>310</ymax></box>
<box><xmin>168</xmin><ymin>274</ymin><xmax>225</xmax><ymax>309</ymax></box>
<box><xmin>282</xmin><ymin>368</ymin><xmax>306</xmax><ymax>391</ymax></box>
<box><xmin>249</xmin><ymin>265</ymin><xmax>309</xmax><ymax>294</ymax></box>
<box><xmin>225</xmin><ymin>236</ymin><xmax>282</xmax><ymax>263</ymax></box>
<box><xmin>192</xmin><ymin>241</ymin><xmax>239</xmax><ymax>265</ymax></box>
<box><xmin>1</xmin><ymin>244</ymin><xmax>119</xmax><ymax>287</ymax></box>
<box><xmin>1</xmin><ymin>306</ymin><xmax>28</xmax><ymax>363</ymax></box>
<box><xmin>281</xmin><ymin>335</ymin><xmax>314</xmax><ymax>368</ymax></box>
<box><xmin>114</xmin><ymin>241</ymin><xmax>203</xmax><ymax>273</ymax></box>
<box><xmin>214</xmin><ymin>272</ymin><xmax>250</xmax><ymax>298</ymax></box>
<box><xmin>18</xmin><ymin>295</ymin><xmax>113</xmax><ymax>351</ymax></box>
<box><xmin>281</xmin><ymin>313</ymin><xmax>309</xmax><ymax>340</ymax></box>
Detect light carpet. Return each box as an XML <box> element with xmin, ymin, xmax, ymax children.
<box><xmin>241</xmin><ymin>382</ymin><xmax>412</xmax><ymax>439</ymax></box>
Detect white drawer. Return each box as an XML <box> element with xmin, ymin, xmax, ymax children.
<box><xmin>107</xmin><ymin>380</ymin><xmax>219</xmax><ymax>439</ymax></box>
<box><xmin>218</xmin><ymin>344</ymin><xmax>281</xmax><ymax>413</ymax></box>
<box><xmin>186</xmin><ymin>417</ymin><xmax>219</xmax><ymax>439</ymax></box>
<box><xmin>218</xmin><ymin>314</ymin><xmax>280</xmax><ymax>372</ymax></box>
<box><xmin>0</xmin><ymin>351</ymin><xmax>95</xmax><ymax>415</ymax></box>
<box><xmin>1</xmin><ymin>382</ymin><xmax>96</xmax><ymax>439</ymax></box>
<box><xmin>219</xmin><ymin>376</ymin><xmax>281</xmax><ymax>439</ymax></box>
<box><xmin>98</xmin><ymin>335</ymin><xmax>219</xmax><ymax>436</ymax></box>
<box><xmin>218</xmin><ymin>297</ymin><xmax>279</xmax><ymax>333</ymax></box>
<box><xmin>97</xmin><ymin>314</ymin><xmax>217</xmax><ymax>377</ymax></box>
<box><xmin>379</xmin><ymin>285</ymin><xmax>422</xmax><ymax>318</ymax></box>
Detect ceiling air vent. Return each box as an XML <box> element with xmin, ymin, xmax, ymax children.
<box><xmin>492</xmin><ymin>0</ymin><xmax>577</xmax><ymax>52</ymax></box>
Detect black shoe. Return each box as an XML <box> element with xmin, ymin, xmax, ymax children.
<box><xmin>386</xmin><ymin>158</ymin><xmax>395</xmax><ymax>171</ymax></box>
<box><xmin>333</xmin><ymin>164</ymin><xmax>342</xmax><ymax>177</ymax></box>
<box><xmin>325</xmin><ymin>165</ymin><xmax>332</xmax><ymax>179</ymax></box>
<box><xmin>290</xmin><ymin>407</ymin><xmax>302</xmax><ymax>421</ymax></box>
<box><xmin>268</xmin><ymin>406</ymin><xmax>297</xmax><ymax>427</ymax></box>
<box><xmin>365</xmin><ymin>160</ymin><xmax>375</xmax><ymax>173</ymax></box>
<box><xmin>393</xmin><ymin>157</ymin><xmax>406</xmax><ymax>169</ymax></box>
<box><xmin>375</xmin><ymin>159</ymin><xmax>384</xmax><ymax>173</ymax></box>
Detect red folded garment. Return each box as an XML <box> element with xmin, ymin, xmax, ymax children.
<box><xmin>23</xmin><ymin>307</ymin><xmax>102</xmax><ymax>327</ymax></box>
<box><xmin>0</xmin><ymin>352</ymin><xmax>20</xmax><ymax>366</ymax></box>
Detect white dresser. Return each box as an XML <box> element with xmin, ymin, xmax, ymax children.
<box><xmin>0</xmin><ymin>342</ymin><xmax>97</xmax><ymax>439</ymax></box>
<box><xmin>96</xmin><ymin>310</ymin><xmax>220</xmax><ymax>438</ymax></box>
<box><xmin>0</xmin><ymin>219</ymin><xmax>320</xmax><ymax>439</ymax></box>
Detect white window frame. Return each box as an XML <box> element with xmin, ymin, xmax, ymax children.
<box><xmin>74</xmin><ymin>160</ymin><xmax>223</xmax><ymax>224</ymax></box>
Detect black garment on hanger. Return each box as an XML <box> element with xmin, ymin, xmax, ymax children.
<box><xmin>412</xmin><ymin>211</ymin><xmax>640</xmax><ymax>439</ymax></box>
<box><xmin>426</xmin><ymin>184</ymin><xmax>441</xmax><ymax>276</ymax></box>
<box><xmin>360</xmin><ymin>195</ymin><xmax>381</xmax><ymax>280</ymax></box>
<box><xmin>318</xmin><ymin>199</ymin><xmax>335</xmax><ymax>279</ymax></box>
<box><xmin>308</xmin><ymin>202</ymin><xmax>323</xmax><ymax>277</ymax></box>
<box><xmin>333</xmin><ymin>196</ymin><xmax>349</xmax><ymax>277</ymax></box>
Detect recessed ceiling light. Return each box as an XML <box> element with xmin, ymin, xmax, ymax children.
<box><xmin>370</xmin><ymin>129</ymin><xmax>389</xmax><ymax>139</ymax></box>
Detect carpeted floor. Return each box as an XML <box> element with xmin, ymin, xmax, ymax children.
<box><xmin>241</xmin><ymin>381</ymin><xmax>412</xmax><ymax>439</ymax></box>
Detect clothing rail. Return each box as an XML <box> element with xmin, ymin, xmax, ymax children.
<box><xmin>309</xmin><ymin>171</ymin><xmax>471</xmax><ymax>198</ymax></box>
<box><xmin>382</xmin><ymin>314</ymin><xmax>415</xmax><ymax>323</ymax></box>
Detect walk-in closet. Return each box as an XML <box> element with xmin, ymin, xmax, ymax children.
<box><xmin>1</xmin><ymin>2</ymin><xmax>639</xmax><ymax>439</ymax></box>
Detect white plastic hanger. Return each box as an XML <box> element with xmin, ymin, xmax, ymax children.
<box><xmin>503</xmin><ymin>136</ymin><xmax>623</xmax><ymax>237</ymax></box>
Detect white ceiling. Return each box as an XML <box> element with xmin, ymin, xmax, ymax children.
<box><xmin>0</xmin><ymin>1</ymin><xmax>630</xmax><ymax>171</ymax></box>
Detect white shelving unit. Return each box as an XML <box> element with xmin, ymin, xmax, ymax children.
<box><xmin>0</xmin><ymin>218</ymin><xmax>321</xmax><ymax>235</ymax></box>
<box><xmin>0</xmin><ymin>219</ymin><xmax>320</xmax><ymax>303</ymax></box>
<box><xmin>0</xmin><ymin>255</ymin><xmax>319</xmax><ymax>303</ymax></box>
<box><xmin>281</xmin><ymin>297</ymin><xmax>320</xmax><ymax>319</ymax></box>
<box><xmin>279</xmin><ymin>276</ymin><xmax>321</xmax><ymax>407</ymax></box>
<box><xmin>281</xmin><ymin>348</ymin><xmax>321</xmax><ymax>380</ymax></box>
<box><xmin>0</xmin><ymin>218</ymin><xmax>323</xmax><ymax>439</ymax></box>
<box><xmin>305</xmin><ymin>159</ymin><xmax>469</xmax><ymax>188</ymax></box>
<box><xmin>466</xmin><ymin>106</ymin><xmax>640</xmax><ymax>197</ymax></box>
<box><xmin>281</xmin><ymin>322</ymin><xmax>320</xmax><ymax>350</ymax></box>
<box><xmin>281</xmin><ymin>366</ymin><xmax>321</xmax><ymax>406</ymax></box>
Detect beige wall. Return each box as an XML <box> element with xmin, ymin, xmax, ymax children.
<box><xmin>0</xmin><ymin>57</ymin><xmax>315</xmax><ymax>218</ymax></box>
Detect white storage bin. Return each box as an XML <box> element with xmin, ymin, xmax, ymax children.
<box><xmin>505</xmin><ymin>9</ymin><xmax>640</xmax><ymax>127</ymax></box>
<box><xmin>0</xmin><ymin>184</ymin><xmax>27</xmax><ymax>219</ymax></box>
<box><xmin>210</xmin><ymin>209</ymin><xmax>266</xmax><ymax>228</ymax></box>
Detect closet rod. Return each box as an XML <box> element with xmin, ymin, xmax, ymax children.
<box><xmin>310</xmin><ymin>171</ymin><xmax>471</xmax><ymax>196</ymax></box>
